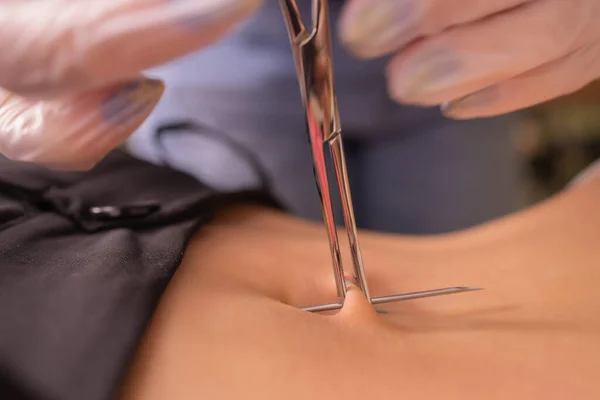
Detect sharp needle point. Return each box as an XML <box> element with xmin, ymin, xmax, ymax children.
<box><xmin>370</xmin><ymin>287</ymin><xmax>484</xmax><ymax>306</ymax></box>
<box><xmin>302</xmin><ymin>287</ymin><xmax>483</xmax><ymax>312</ymax></box>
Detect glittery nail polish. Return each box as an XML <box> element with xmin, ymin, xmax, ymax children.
<box><xmin>390</xmin><ymin>49</ymin><xmax>463</xmax><ymax>102</ymax></box>
<box><xmin>101</xmin><ymin>79</ymin><xmax>164</xmax><ymax>125</ymax></box>
<box><xmin>340</xmin><ymin>0</ymin><xmax>419</xmax><ymax>58</ymax></box>
<box><xmin>171</xmin><ymin>0</ymin><xmax>259</xmax><ymax>28</ymax></box>
<box><xmin>442</xmin><ymin>88</ymin><xmax>498</xmax><ymax>119</ymax></box>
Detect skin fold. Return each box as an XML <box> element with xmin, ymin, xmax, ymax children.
<box><xmin>120</xmin><ymin>176</ymin><xmax>600</xmax><ymax>400</ymax></box>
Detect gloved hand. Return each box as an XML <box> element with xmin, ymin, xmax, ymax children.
<box><xmin>0</xmin><ymin>0</ymin><xmax>261</xmax><ymax>169</ymax></box>
<box><xmin>338</xmin><ymin>0</ymin><xmax>600</xmax><ymax>119</ymax></box>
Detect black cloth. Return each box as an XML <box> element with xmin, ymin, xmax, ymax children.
<box><xmin>0</xmin><ymin>151</ymin><xmax>274</xmax><ymax>400</ymax></box>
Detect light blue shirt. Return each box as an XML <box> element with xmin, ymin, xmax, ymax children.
<box><xmin>128</xmin><ymin>0</ymin><xmax>525</xmax><ymax>233</ymax></box>
<box><xmin>140</xmin><ymin>0</ymin><xmax>432</xmax><ymax>133</ymax></box>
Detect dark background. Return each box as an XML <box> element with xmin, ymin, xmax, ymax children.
<box><xmin>515</xmin><ymin>80</ymin><xmax>600</xmax><ymax>203</ymax></box>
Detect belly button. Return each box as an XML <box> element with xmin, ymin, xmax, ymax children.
<box><xmin>337</xmin><ymin>282</ymin><xmax>383</xmax><ymax>325</ymax></box>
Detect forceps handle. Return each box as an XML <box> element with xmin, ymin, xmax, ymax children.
<box><xmin>327</xmin><ymin>135</ymin><xmax>370</xmax><ymax>299</ymax></box>
<box><xmin>280</xmin><ymin>0</ymin><xmax>370</xmax><ymax>301</ymax></box>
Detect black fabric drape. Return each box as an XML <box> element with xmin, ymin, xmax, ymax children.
<box><xmin>0</xmin><ymin>151</ymin><xmax>274</xmax><ymax>400</ymax></box>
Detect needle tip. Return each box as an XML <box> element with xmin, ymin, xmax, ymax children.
<box><xmin>456</xmin><ymin>287</ymin><xmax>484</xmax><ymax>292</ymax></box>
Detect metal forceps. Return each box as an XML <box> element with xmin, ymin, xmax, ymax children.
<box><xmin>280</xmin><ymin>0</ymin><xmax>480</xmax><ymax>313</ymax></box>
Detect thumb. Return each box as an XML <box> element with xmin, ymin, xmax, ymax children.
<box><xmin>0</xmin><ymin>77</ymin><xmax>164</xmax><ymax>170</ymax></box>
<box><xmin>0</xmin><ymin>0</ymin><xmax>263</xmax><ymax>98</ymax></box>
<box><xmin>0</xmin><ymin>0</ymin><xmax>261</xmax><ymax>170</ymax></box>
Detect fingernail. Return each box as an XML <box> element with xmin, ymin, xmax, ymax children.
<box><xmin>391</xmin><ymin>49</ymin><xmax>462</xmax><ymax>101</ymax></box>
<box><xmin>101</xmin><ymin>79</ymin><xmax>164</xmax><ymax>125</ymax></box>
<box><xmin>172</xmin><ymin>0</ymin><xmax>261</xmax><ymax>28</ymax></box>
<box><xmin>84</xmin><ymin>0</ymin><xmax>262</xmax><ymax>82</ymax></box>
<box><xmin>339</xmin><ymin>0</ymin><xmax>419</xmax><ymax>58</ymax></box>
<box><xmin>442</xmin><ymin>87</ymin><xmax>497</xmax><ymax>119</ymax></box>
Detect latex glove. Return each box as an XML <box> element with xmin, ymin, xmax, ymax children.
<box><xmin>0</xmin><ymin>0</ymin><xmax>261</xmax><ymax>169</ymax></box>
<box><xmin>338</xmin><ymin>0</ymin><xmax>600</xmax><ymax>119</ymax></box>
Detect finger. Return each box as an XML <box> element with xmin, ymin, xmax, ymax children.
<box><xmin>386</xmin><ymin>0</ymin><xmax>596</xmax><ymax>106</ymax></box>
<box><xmin>0</xmin><ymin>0</ymin><xmax>261</xmax><ymax>98</ymax></box>
<box><xmin>338</xmin><ymin>0</ymin><xmax>531</xmax><ymax>58</ymax></box>
<box><xmin>0</xmin><ymin>77</ymin><xmax>163</xmax><ymax>170</ymax></box>
<box><xmin>442</xmin><ymin>43</ymin><xmax>600</xmax><ymax>119</ymax></box>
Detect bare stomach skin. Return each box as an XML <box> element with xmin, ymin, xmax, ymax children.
<box><xmin>119</xmin><ymin>178</ymin><xmax>600</xmax><ymax>400</ymax></box>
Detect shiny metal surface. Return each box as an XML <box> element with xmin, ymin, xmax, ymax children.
<box><xmin>370</xmin><ymin>287</ymin><xmax>483</xmax><ymax>305</ymax></box>
<box><xmin>280</xmin><ymin>0</ymin><xmax>352</xmax><ymax>303</ymax></box>
<box><xmin>301</xmin><ymin>287</ymin><xmax>482</xmax><ymax>313</ymax></box>
<box><xmin>280</xmin><ymin>0</ymin><xmax>481</xmax><ymax>312</ymax></box>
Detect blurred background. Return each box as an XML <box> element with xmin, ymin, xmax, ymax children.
<box><xmin>515</xmin><ymin>81</ymin><xmax>600</xmax><ymax>204</ymax></box>
<box><xmin>129</xmin><ymin>1</ymin><xmax>600</xmax><ymax>235</ymax></box>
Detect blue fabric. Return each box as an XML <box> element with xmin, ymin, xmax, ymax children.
<box><xmin>128</xmin><ymin>0</ymin><xmax>527</xmax><ymax>234</ymax></box>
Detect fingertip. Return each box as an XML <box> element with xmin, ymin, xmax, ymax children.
<box><xmin>242</xmin><ymin>0</ymin><xmax>264</xmax><ymax>16</ymax></box>
<box><xmin>83</xmin><ymin>0</ymin><xmax>264</xmax><ymax>87</ymax></box>
<box><xmin>338</xmin><ymin>0</ymin><xmax>420</xmax><ymax>60</ymax></box>
<box><xmin>0</xmin><ymin>76</ymin><xmax>165</xmax><ymax>170</ymax></box>
<box><xmin>441</xmin><ymin>100</ymin><xmax>473</xmax><ymax>119</ymax></box>
<box><xmin>182</xmin><ymin>0</ymin><xmax>264</xmax><ymax>27</ymax></box>
<box><xmin>385</xmin><ymin>57</ymin><xmax>418</xmax><ymax>106</ymax></box>
<box><xmin>385</xmin><ymin>44</ymin><xmax>467</xmax><ymax>107</ymax></box>
<box><xmin>385</xmin><ymin>50</ymin><xmax>424</xmax><ymax>105</ymax></box>
<box><xmin>337</xmin><ymin>0</ymin><xmax>374</xmax><ymax>58</ymax></box>
<box><xmin>100</xmin><ymin>77</ymin><xmax>164</xmax><ymax>127</ymax></box>
<box><xmin>441</xmin><ymin>86</ymin><xmax>500</xmax><ymax>119</ymax></box>
<box><xmin>385</xmin><ymin>60</ymin><xmax>405</xmax><ymax>104</ymax></box>
<box><xmin>54</xmin><ymin>77</ymin><xmax>164</xmax><ymax>168</ymax></box>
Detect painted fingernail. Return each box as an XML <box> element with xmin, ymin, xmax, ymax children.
<box><xmin>442</xmin><ymin>87</ymin><xmax>497</xmax><ymax>119</ymax></box>
<box><xmin>85</xmin><ymin>0</ymin><xmax>262</xmax><ymax>81</ymax></box>
<box><xmin>390</xmin><ymin>49</ymin><xmax>462</xmax><ymax>101</ymax></box>
<box><xmin>339</xmin><ymin>0</ymin><xmax>419</xmax><ymax>58</ymax></box>
<box><xmin>173</xmin><ymin>0</ymin><xmax>261</xmax><ymax>28</ymax></box>
<box><xmin>101</xmin><ymin>79</ymin><xmax>164</xmax><ymax>125</ymax></box>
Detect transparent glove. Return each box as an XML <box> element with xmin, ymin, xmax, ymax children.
<box><xmin>0</xmin><ymin>0</ymin><xmax>261</xmax><ymax>169</ymax></box>
<box><xmin>338</xmin><ymin>0</ymin><xmax>600</xmax><ymax>119</ymax></box>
